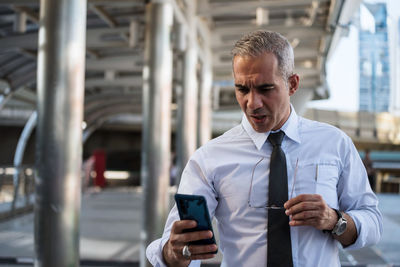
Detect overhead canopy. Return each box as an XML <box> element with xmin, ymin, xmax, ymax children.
<box><xmin>0</xmin><ymin>0</ymin><xmax>362</xmax><ymax>128</ymax></box>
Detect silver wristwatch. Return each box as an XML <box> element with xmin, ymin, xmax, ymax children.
<box><xmin>324</xmin><ymin>208</ymin><xmax>347</xmax><ymax>236</ymax></box>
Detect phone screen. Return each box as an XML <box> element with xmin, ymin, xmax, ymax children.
<box><xmin>175</xmin><ymin>193</ymin><xmax>217</xmax><ymax>249</ymax></box>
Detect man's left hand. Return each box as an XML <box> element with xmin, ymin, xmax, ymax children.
<box><xmin>284</xmin><ymin>194</ymin><xmax>337</xmax><ymax>230</ymax></box>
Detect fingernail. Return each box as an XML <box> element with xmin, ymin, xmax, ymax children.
<box><xmin>285</xmin><ymin>209</ymin><xmax>289</xmax><ymax>215</ymax></box>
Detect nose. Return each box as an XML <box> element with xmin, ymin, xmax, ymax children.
<box><xmin>247</xmin><ymin>90</ymin><xmax>263</xmax><ymax>110</ymax></box>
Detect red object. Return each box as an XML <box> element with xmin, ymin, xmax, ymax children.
<box><xmin>93</xmin><ymin>150</ymin><xmax>106</xmax><ymax>188</ymax></box>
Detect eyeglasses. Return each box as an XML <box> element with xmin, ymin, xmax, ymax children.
<box><xmin>248</xmin><ymin>157</ymin><xmax>299</xmax><ymax>209</ymax></box>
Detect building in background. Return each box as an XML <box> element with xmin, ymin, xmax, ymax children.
<box><xmin>387</xmin><ymin>0</ymin><xmax>400</xmax><ymax>115</ymax></box>
<box><xmin>307</xmin><ymin>0</ymin><xmax>400</xmax><ymax>115</ymax></box>
<box><xmin>359</xmin><ymin>2</ymin><xmax>390</xmax><ymax>112</ymax></box>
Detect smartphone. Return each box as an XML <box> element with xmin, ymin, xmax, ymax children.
<box><xmin>175</xmin><ymin>194</ymin><xmax>217</xmax><ymax>251</ymax></box>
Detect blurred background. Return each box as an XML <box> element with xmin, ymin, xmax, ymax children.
<box><xmin>0</xmin><ymin>0</ymin><xmax>399</xmax><ymax>266</ymax></box>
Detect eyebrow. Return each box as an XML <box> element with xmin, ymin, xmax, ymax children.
<box><xmin>234</xmin><ymin>84</ymin><xmax>247</xmax><ymax>89</ymax></box>
<box><xmin>234</xmin><ymin>83</ymin><xmax>274</xmax><ymax>89</ymax></box>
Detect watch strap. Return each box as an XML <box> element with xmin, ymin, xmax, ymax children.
<box><xmin>322</xmin><ymin>208</ymin><xmax>342</xmax><ymax>234</ymax></box>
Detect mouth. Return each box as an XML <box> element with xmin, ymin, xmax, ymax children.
<box><xmin>249</xmin><ymin>114</ymin><xmax>267</xmax><ymax>124</ymax></box>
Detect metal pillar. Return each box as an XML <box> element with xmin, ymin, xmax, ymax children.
<box><xmin>14</xmin><ymin>11</ymin><xmax>27</xmax><ymax>33</ymax></box>
<box><xmin>175</xmin><ymin>81</ymin><xmax>184</xmax><ymax>184</ymax></box>
<box><xmin>197</xmin><ymin>49</ymin><xmax>213</xmax><ymax>147</ymax></box>
<box><xmin>35</xmin><ymin>0</ymin><xmax>87</xmax><ymax>265</ymax></box>
<box><xmin>173</xmin><ymin>23</ymin><xmax>185</xmax><ymax>184</ymax></box>
<box><xmin>178</xmin><ymin>1</ymin><xmax>198</xmax><ymax>175</ymax></box>
<box><xmin>140</xmin><ymin>1</ymin><xmax>173</xmax><ymax>267</ymax></box>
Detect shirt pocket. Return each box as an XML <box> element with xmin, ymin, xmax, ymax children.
<box><xmin>293</xmin><ymin>163</ymin><xmax>317</xmax><ymax>197</ymax></box>
<box><xmin>315</xmin><ymin>164</ymin><xmax>339</xmax><ymax>209</ymax></box>
<box><xmin>293</xmin><ymin>163</ymin><xmax>339</xmax><ymax>209</ymax></box>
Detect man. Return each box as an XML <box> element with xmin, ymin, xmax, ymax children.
<box><xmin>146</xmin><ymin>30</ymin><xmax>382</xmax><ymax>267</ymax></box>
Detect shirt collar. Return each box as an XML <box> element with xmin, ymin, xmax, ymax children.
<box><xmin>281</xmin><ymin>104</ymin><xmax>301</xmax><ymax>145</ymax></box>
<box><xmin>241</xmin><ymin>104</ymin><xmax>301</xmax><ymax>150</ymax></box>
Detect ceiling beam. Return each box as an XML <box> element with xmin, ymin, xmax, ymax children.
<box><xmin>85</xmin><ymin>76</ymin><xmax>142</xmax><ymax>87</ymax></box>
<box><xmin>15</xmin><ymin>48</ymin><xmax>37</xmax><ymax>59</ymax></box>
<box><xmin>85</xmin><ymin>91</ymin><xmax>141</xmax><ymax>103</ymax></box>
<box><xmin>86</xmin><ymin>55</ymin><xmax>142</xmax><ymax>71</ymax></box>
<box><xmin>90</xmin><ymin>5</ymin><xmax>118</xmax><ymax>28</ymax></box>
<box><xmin>213</xmin><ymin>24</ymin><xmax>325</xmax><ymax>37</ymax></box>
<box><xmin>210</xmin><ymin>24</ymin><xmax>325</xmax><ymax>47</ymax></box>
<box><xmin>84</xmin><ymin>104</ymin><xmax>141</xmax><ymax>126</ymax></box>
<box><xmin>0</xmin><ymin>0</ymin><xmax>144</xmax><ymax>6</ymax></box>
<box><xmin>0</xmin><ymin>26</ymin><xmax>130</xmax><ymax>50</ymax></box>
<box><xmin>85</xmin><ymin>98</ymin><xmax>139</xmax><ymax>115</ymax></box>
<box><xmin>11</xmin><ymin>5</ymin><xmax>39</xmax><ymax>24</ymax></box>
<box><xmin>198</xmin><ymin>0</ymin><xmax>330</xmax><ymax>17</ymax></box>
<box><xmin>86</xmin><ymin>48</ymin><xmax>101</xmax><ymax>59</ymax></box>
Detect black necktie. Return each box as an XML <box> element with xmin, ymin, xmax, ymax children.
<box><xmin>267</xmin><ymin>131</ymin><xmax>293</xmax><ymax>267</ymax></box>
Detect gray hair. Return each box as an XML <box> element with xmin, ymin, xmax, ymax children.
<box><xmin>231</xmin><ymin>30</ymin><xmax>294</xmax><ymax>80</ymax></box>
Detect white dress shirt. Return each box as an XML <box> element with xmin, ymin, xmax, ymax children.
<box><xmin>146</xmin><ymin>106</ymin><xmax>383</xmax><ymax>267</ymax></box>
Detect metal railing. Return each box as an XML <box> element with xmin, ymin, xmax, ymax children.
<box><xmin>0</xmin><ymin>165</ymin><xmax>35</xmax><ymax>220</ymax></box>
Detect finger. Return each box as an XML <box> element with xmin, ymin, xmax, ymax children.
<box><xmin>188</xmin><ymin>253</ymin><xmax>217</xmax><ymax>261</ymax></box>
<box><xmin>289</xmin><ymin>217</ymin><xmax>319</xmax><ymax>227</ymax></box>
<box><xmin>174</xmin><ymin>243</ymin><xmax>217</xmax><ymax>257</ymax></box>
<box><xmin>173</xmin><ymin>244</ymin><xmax>218</xmax><ymax>261</ymax></box>
<box><xmin>171</xmin><ymin>220</ymin><xmax>197</xmax><ymax>234</ymax></box>
<box><xmin>289</xmin><ymin>208</ymin><xmax>333</xmax><ymax>229</ymax></box>
<box><xmin>284</xmin><ymin>194</ymin><xmax>322</xmax><ymax>209</ymax></box>
<box><xmin>176</xmin><ymin>230</ymin><xmax>214</xmax><ymax>243</ymax></box>
<box><xmin>286</xmin><ymin>200</ymin><xmax>322</xmax><ymax>216</ymax></box>
<box><xmin>169</xmin><ymin>230</ymin><xmax>213</xmax><ymax>253</ymax></box>
<box><xmin>189</xmin><ymin>244</ymin><xmax>218</xmax><ymax>255</ymax></box>
<box><xmin>285</xmin><ymin>195</ymin><xmax>325</xmax><ymax>214</ymax></box>
<box><xmin>290</xmin><ymin>218</ymin><xmax>330</xmax><ymax>230</ymax></box>
<box><xmin>290</xmin><ymin>209</ymin><xmax>320</xmax><ymax>221</ymax></box>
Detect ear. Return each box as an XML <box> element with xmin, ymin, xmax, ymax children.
<box><xmin>288</xmin><ymin>74</ymin><xmax>300</xmax><ymax>96</ymax></box>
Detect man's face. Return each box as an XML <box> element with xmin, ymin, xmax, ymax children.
<box><xmin>233</xmin><ymin>52</ymin><xmax>299</xmax><ymax>133</ymax></box>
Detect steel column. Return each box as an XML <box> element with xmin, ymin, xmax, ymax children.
<box><xmin>14</xmin><ymin>11</ymin><xmax>27</xmax><ymax>33</ymax></box>
<box><xmin>197</xmin><ymin>49</ymin><xmax>213</xmax><ymax>147</ymax></box>
<box><xmin>140</xmin><ymin>1</ymin><xmax>173</xmax><ymax>267</ymax></box>
<box><xmin>35</xmin><ymin>0</ymin><xmax>87</xmax><ymax>265</ymax></box>
<box><xmin>173</xmin><ymin>23</ymin><xmax>185</xmax><ymax>183</ymax></box>
<box><xmin>178</xmin><ymin>0</ymin><xmax>198</xmax><ymax>174</ymax></box>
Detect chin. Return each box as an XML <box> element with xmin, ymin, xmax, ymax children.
<box><xmin>253</xmin><ymin>125</ymin><xmax>270</xmax><ymax>133</ymax></box>
<box><xmin>252</xmin><ymin>120</ymin><xmax>273</xmax><ymax>133</ymax></box>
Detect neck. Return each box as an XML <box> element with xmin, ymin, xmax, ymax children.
<box><xmin>272</xmin><ymin>105</ymin><xmax>291</xmax><ymax>131</ymax></box>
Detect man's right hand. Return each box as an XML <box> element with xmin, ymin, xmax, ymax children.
<box><xmin>162</xmin><ymin>220</ymin><xmax>218</xmax><ymax>267</ymax></box>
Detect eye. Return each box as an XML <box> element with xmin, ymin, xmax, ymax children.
<box><xmin>258</xmin><ymin>85</ymin><xmax>274</xmax><ymax>93</ymax></box>
<box><xmin>235</xmin><ymin>86</ymin><xmax>249</xmax><ymax>94</ymax></box>
<box><xmin>260</xmin><ymin>85</ymin><xmax>274</xmax><ymax>90</ymax></box>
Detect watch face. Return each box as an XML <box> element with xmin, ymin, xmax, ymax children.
<box><xmin>338</xmin><ymin>222</ymin><xmax>347</xmax><ymax>233</ymax></box>
<box><xmin>335</xmin><ymin>219</ymin><xmax>347</xmax><ymax>235</ymax></box>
